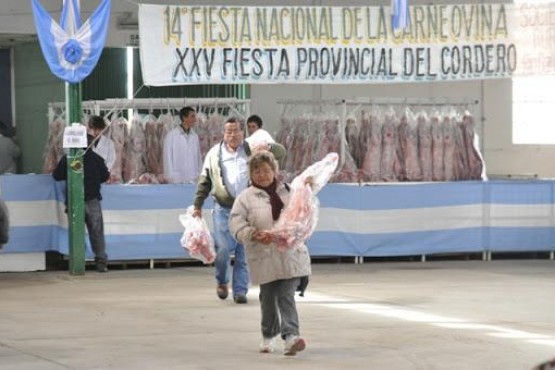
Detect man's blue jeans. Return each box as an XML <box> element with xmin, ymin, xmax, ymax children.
<box><xmin>212</xmin><ymin>203</ymin><xmax>249</xmax><ymax>296</ymax></box>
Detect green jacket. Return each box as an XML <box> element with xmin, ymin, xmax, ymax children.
<box><xmin>193</xmin><ymin>141</ymin><xmax>286</xmax><ymax>209</ymax></box>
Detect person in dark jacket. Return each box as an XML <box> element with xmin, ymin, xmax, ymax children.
<box><xmin>52</xmin><ymin>135</ymin><xmax>110</xmax><ymax>272</ymax></box>
<box><xmin>0</xmin><ymin>197</ymin><xmax>9</xmax><ymax>249</ymax></box>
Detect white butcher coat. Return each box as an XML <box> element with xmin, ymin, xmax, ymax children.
<box><xmin>93</xmin><ymin>135</ymin><xmax>116</xmax><ymax>171</ymax></box>
<box><xmin>163</xmin><ymin>126</ymin><xmax>202</xmax><ymax>184</ymax></box>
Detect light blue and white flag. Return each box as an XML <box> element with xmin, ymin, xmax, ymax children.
<box><xmin>31</xmin><ymin>0</ymin><xmax>111</xmax><ymax>84</ymax></box>
<box><xmin>59</xmin><ymin>0</ymin><xmax>82</xmax><ymax>34</ymax></box>
<box><xmin>391</xmin><ymin>0</ymin><xmax>410</xmax><ymax>31</ymax></box>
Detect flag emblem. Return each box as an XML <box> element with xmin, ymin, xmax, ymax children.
<box><xmin>31</xmin><ymin>0</ymin><xmax>111</xmax><ymax>83</ymax></box>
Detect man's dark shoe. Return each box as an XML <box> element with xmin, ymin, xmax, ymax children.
<box><xmin>96</xmin><ymin>263</ymin><xmax>108</xmax><ymax>273</ymax></box>
<box><xmin>233</xmin><ymin>295</ymin><xmax>247</xmax><ymax>304</ymax></box>
<box><xmin>217</xmin><ymin>284</ymin><xmax>229</xmax><ymax>300</ymax></box>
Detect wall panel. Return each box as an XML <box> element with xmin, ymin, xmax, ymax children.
<box><xmin>13</xmin><ymin>43</ymin><xmax>63</xmax><ymax>174</ymax></box>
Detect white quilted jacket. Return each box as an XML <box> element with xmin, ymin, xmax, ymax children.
<box><xmin>229</xmin><ymin>182</ymin><xmax>311</xmax><ymax>286</ymax></box>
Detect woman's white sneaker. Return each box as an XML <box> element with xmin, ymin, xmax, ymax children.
<box><xmin>259</xmin><ymin>337</ymin><xmax>275</xmax><ymax>353</ymax></box>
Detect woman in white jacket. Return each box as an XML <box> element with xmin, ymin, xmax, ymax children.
<box><xmin>229</xmin><ymin>151</ymin><xmax>311</xmax><ymax>356</ymax></box>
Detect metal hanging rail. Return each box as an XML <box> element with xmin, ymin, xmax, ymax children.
<box><xmin>341</xmin><ymin>97</ymin><xmax>480</xmax><ymax>106</ymax></box>
<box><xmin>276</xmin><ymin>98</ymin><xmax>344</xmax><ymax>105</ymax></box>
<box><xmin>276</xmin><ymin>97</ymin><xmax>479</xmax><ymax>106</ymax></box>
<box><xmin>48</xmin><ymin>97</ymin><xmax>251</xmax><ymax>121</ymax></box>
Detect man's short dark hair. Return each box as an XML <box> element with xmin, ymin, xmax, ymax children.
<box><xmin>224</xmin><ymin>117</ymin><xmax>244</xmax><ymax>131</ymax></box>
<box><xmin>179</xmin><ymin>106</ymin><xmax>196</xmax><ymax>121</ymax></box>
<box><xmin>88</xmin><ymin>115</ymin><xmax>106</xmax><ymax>130</ymax></box>
<box><xmin>247</xmin><ymin>114</ymin><xmax>263</xmax><ymax>128</ymax></box>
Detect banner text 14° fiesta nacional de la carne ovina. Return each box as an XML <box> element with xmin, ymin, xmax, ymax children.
<box><xmin>138</xmin><ymin>3</ymin><xmax>554</xmax><ymax>85</ymax></box>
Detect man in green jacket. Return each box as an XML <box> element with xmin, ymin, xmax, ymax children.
<box><xmin>193</xmin><ymin>117</ymin><xmax>285</xmax><ymax>304</ymax></box>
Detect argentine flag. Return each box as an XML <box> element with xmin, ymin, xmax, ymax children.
<box><xmin>31</xmin><ymin>0</ymin><xmax>111</xmax><ymax>84</ymax></box>
<box><xmin>391</xmin><ymin>0</ymin><xmax>410</xmax><ymax>31</ymax></box>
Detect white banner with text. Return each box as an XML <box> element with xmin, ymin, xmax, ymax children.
<box><xmin>138</xmin><ymin>3</ymin><xmax>554</xmax><ymax>85</ymax></box>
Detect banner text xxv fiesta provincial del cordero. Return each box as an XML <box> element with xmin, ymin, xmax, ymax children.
<box><xmin>139</xmin><ymin>4</ymin><xmax>524</xmax><ymax>85</ymax></box>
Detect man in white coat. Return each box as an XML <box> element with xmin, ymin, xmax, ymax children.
<box><xmin>163</xmin><ymin>106</ymin><xmax>202</xmax><ymax>184</ymax></box>
<box><xmin>88</xmin><ymin>115</ymin><xmax>116</xmax><ymax>172</ymax></box>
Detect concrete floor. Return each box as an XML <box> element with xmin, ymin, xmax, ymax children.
<box><xmin>0</xmin><ymin>260</ymin><xmax>554</xmax><ymax>370</ymax></box>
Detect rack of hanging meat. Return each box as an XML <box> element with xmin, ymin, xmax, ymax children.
<box><xmin>44</xmin><ymin>98</ymin><xmax>251</xmax><ymax>184</ymax></box>
<box><xmin>275</xmin><ymin>98</ymin><xmax>483</xmax><ymax>184</ymax></box>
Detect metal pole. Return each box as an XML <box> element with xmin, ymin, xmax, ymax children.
<box><xmin>66</xmin><ymin>82</ymin><xmax>85</xmax><ymax>275</ymax></box>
